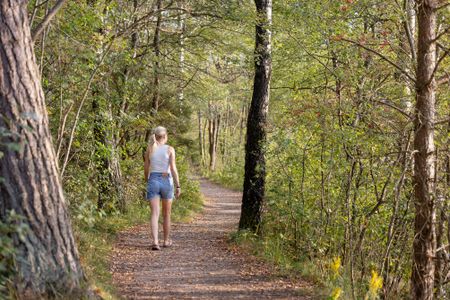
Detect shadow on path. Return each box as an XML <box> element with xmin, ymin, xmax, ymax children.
<box><xmin>110</xmin><ymin>178</ymin><xmax>313</xmax><ymax>299</ymax></box>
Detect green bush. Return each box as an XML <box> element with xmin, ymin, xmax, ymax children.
<box><xmin>0</xmin><ymin>211</ymin><xmax>29</xmax><ymax>299</ymax></box>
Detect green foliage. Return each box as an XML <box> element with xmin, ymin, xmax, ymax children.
<box><xmin>21</xmin><ymin>0</ymin><xmax>449</xmax><ymax>297</ymax></box>
<box><xmin>74</xmin><ymin>201</ymin><xmax>149</xmax><ymax>299</ymax></box>
<box><xmin>200</xmin><ymin>0</ymin><xmax>449</xmax><ymax>298</ymax></box>
<box><xmin>171</xmin><ymin>148</ymin><xmax>204</xmax><ymax>222</ymax></box>
<box><xmin>0</xmin><ymin>211</ymin><xmax>29</xmax><ymax>299</ymax></box>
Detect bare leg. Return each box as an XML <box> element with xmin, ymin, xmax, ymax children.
<box><xmin>150</xmin><ymin>199</ymin><xmax>160</xmax><ymax>245</ymax></box>
<box><xmin>162</xmin><ymin>200</ymin><xmax>172</xmax><ymax>244</ymax></box>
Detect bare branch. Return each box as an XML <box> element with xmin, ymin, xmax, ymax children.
<box><xmin>436</xmin><ymin>1</ymin><xmax>450</xmax><ymax>10</ymax></box>
<box><xmin>31</xmin><ymin>0</ymin><xmax>67</xmax><ymax>42</ymax></box>
<box><xmin>429</xmin><ymin>43</ymin><xmax>450</xmax><ymax>83</ymax></box>
<box><xmin>431</xmin><ymin>26</ymin><xmax>450</xmax><ymax>43</ymax></box>
<box><xmin>435</xmin><ymin>117</ymin><xmax>450</xmax><ymax>125</ymax></box>
<box><xmin>437</xmin><ymin>73</ymin><xmax>450</xmax><ymax>85</ymax></box>
<box><xmin>375</xmin><ymin>99</ymin><xmax>413</xmax><ymax>120</ymax></box>
<box><xmin>340</xmin><ymin>38</ymin><xmax>416</xmax><ymax>83</ymax></box>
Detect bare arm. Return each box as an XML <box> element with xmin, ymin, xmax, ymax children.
<box><xmin>144</xmin><ymin>146</ymin><xmax>150</xmax><ymax>181</ymax></box>
<box><xmin>169</xmin><ymin>147</ymin><xmax>181</xmax><ymax>197</ymax></box>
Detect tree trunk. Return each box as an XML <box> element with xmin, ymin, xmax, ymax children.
<box><xmin>0</xmin><ymin>1</ymin><xmax>85</xmax><ymax>297</ymax></box>
<box><xmin>177</xmin><ymin>0</ymin><xmax>186</xmax><ymax>105</ymax></box>
<box><xmin>198</xmin><ymin>110</ymin><xmax>205</xmax><ymax>164</ymax></box>
<box><xmin>239</xmin><ymin>103</ymin><xmax>246</xmax><ymax>145</ymax></box>
<box><xmin>202</xmin><ymin>117</ymin><xmax>208</xmax><ymax>166</ymax></box>
<box><xmin>92</xmin><ymin>97</ymin><xmax>110</xmax><ymax>210</ymax></box>
<box><xmin>214</xmin><ymin>114</ymin><xmax>220</xmax><ymax>167</ymax></box>
<box><xmin>399</xmin><ymin>0</ymin><xmax>416</xmax><ymax>111</ymax></box>
<box><xmin>151</xmin><ymin>0</ymin><xmax>162</xmax><ymax>114</ymax></box>
<box><xmin>434</xmin><ymin>117</ymin><xmax>450</xmax><ymax>297</ymax></box>
<box><xmin>411</xmin><ymin>1</ymin><xmax>437</xmax><ymax>298</ymax></box>
<box><xmin>91</xmin><ymin>0</ymin><xmax>124</xmax><ymax>213</ymax></box>
<box><xmin>221</xmin><ymin>102</ymin><xmax>230</xmax><ymax>163</ymax></box>
<box><xmin>208</xmin><ymin>115</ymin><xmax>219</xmax><ymax>171</ymax></box>
<box><xmin>239</xmin><ymin>0</ymin><xmax>272</xmax><ymax>232</ymax></box>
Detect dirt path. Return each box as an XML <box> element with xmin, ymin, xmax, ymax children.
<box><xmin>110</xmin><ymin>178</ymin><xmax>313</xmax><ymax>299</ymax></box>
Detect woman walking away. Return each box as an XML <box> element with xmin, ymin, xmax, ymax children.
<box><xmin>144</xmin><ymin>126</ymin><xmax>181</xmax><ymax>250</ymax></box>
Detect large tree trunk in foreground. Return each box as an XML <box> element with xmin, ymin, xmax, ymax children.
<box><xmin>239</xmin><ymin>0</ymin><xmax>272</xmax><ymax>232</ymax></box>
<box><xmin>411</xmin><ymin>1</ymin><xmax>437</xmax><ymax>299</ymax></box>
<box><xmin>0</xmin><ymin>1</ymin><xmax>85</xmax><ymax>297</ymax></box>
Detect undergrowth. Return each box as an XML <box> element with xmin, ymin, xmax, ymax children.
<box><xmin>229</xmin><ymin>229</ymin><xmax>384</xmax><ymax>300</ymax></box>
<box><xmin>201</xmin><ymin>169</ymin><xmax>243</xmax><ymax>192</ymax></box>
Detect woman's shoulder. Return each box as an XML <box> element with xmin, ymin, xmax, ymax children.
<box><xmin>166</xmin><ymin>145</ymin><xmax>175</xmax><ymax>153</ymax></box>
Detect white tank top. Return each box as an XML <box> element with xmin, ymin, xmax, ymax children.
<box><xmin>150</xmin><ymin>145</ymin><xmax>170</xmax><ymax>173</ymax></box>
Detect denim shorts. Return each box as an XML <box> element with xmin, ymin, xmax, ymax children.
<box><xmin>146</xmin><ymin>172</ymin><xmax>174</xmax><ymax>200</ymax></box>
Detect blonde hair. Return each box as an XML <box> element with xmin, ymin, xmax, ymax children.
<box><xmin>148</xmin><ymin>126</ymin><xmax>168</xmax><ymax>159</ymax></box>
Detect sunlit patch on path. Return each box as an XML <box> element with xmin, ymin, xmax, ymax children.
<box><xmin>110</xmin><ymin>178</ymin><xmax>313</xmax><ymax>299</ymax></box>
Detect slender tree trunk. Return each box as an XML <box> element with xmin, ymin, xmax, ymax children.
<box><xmin>214</xmin><ymin>114</ymin><xmax>220</xmax><ymax>167</ymax></box>
<box><xmin>411</xmin><ymin>1</ymin><xmax>437</xmax><ymax>298</ymax></box>
<box><xmin>177</xmin><ymin>0</ymin><xmax>186</xmax><ymax>105</ymax></box>
<box><xmin>208</xmin><ymin>114</ymin><xmax>219</xmax><ymax>171</ymax></box>
<box><xmin>400</xmin><ymin>0</ymin><xmax>416</xmax><ymax>111</ymax></box>
<box><xmin>202</xmin><ymin>117</ymin><xmax>208</xmax><ymax>166</ymax></box>
<box><xmin>91</xmin><ymin>0</ymin><xmax>124</xmax><ymax>212</ymax></box>
<box><xmin>239</xmin><ymin>103</ymin><xmax>246</xmax><ymax>145</ymax></box>
<box><xmin>93</xmin><ymin>96</ymin><xmax>108</xmax><ymax>210</ymax></box>
<box><xmin>198</xmin><ymin>111</ymin><xmax>204</xmax><ymax>164</ymax></box>
<box><xmin>222</xmin><ymin>102</ymin><xmax>230</xmax><ymax>163</ymax></box>
<box><xmin>151</xmin><ymin>0</ymin><xmax>162</xmax><ymax>114</ymax></box>
<box><xmin>434</xmin><ymin>117</ymin><xmax>450</xmax><ymax>297</ymax></box>
<box><xmin>107</xmin><ymin>104</ymin><xmax>125</xmax><ymax>212</ymax></box>
<box><xmin>0</xmin><ymin>1</ymin><xmax>85</xmax><ymax>296</ymax></box>
<box><xmin>239</xmin><ymin>0</ymin><xmax>272</xmax><ymax>232</ymax></box>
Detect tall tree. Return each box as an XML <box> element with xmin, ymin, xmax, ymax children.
<box><xmin>0</xmin><ymin>1</ymin><xmax>85</xmax><ymax>297</ymax></box>
<box><xmin>151</xmin><ymin>0</ymin><xmax>163</xmax><ymax>114</ymax></box>
<box><xmin>411</xmin><ymin>0</ymin><xmax>438</xmax><ymax>298</ymax></box>
<box><xmin>239</xmin><ymin>0</ymin><xmax>272</xmax><ymax>232</ymax></box>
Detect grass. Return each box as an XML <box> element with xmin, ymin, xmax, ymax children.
<box><xmin>200</xmin><ymin>169</ymin><xmax>243</xmax><ymax>192</ymax></box>
<box><xmin>74</xmin><ymin>201</ymin><xmax>149</xmax><ymax>299</ymax></box>
<box><xmin>230</xmin><ymin>229</ymin><xmax>392</xmax><ymax>299</ymax></box>
<box><xmin>228</xmin><ymin>230</ymin><xmax>339</xmax><ymax>300</ymax></box>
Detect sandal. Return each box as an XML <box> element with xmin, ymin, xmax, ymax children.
<box><xmin>163</xmin><ymin>240</ymin><xmax>173</xmax><ymax>248</ymax></box>
<box><xmin>151</xmin><ymin>244</ymin><xmax>161</xmax><ymax>251</ymax></box>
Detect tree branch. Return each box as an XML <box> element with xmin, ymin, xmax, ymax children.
<box><xmin>340</xmin><ymin>38</ymin><xmax>416</xmax><ymax>83</ymax></box>
<box><xmin>437</xmin><ymin>73</ymin><xmax>450</xmax><ymax>85</ymax></box>
<box><xmin>436</xmin><ymin>1</ymin><xmax>450</xmax><ymax>10</ymax></box>
<box><xmin>32</xmin><ymin>0</ymin><xmax>67</xmax><ymax>42</ymax></box>
<box><xmin>429</xmin><ymin>43</ymin><xmax>450</xmax><ymax>84</ymax></box>
<box><xmin>435</xmin><ymin>117</ymin><xmax>450</xmax><ymax>125</ymax></box>
<box><xmin>375</xmin><ymin>99</ymin><xmax>413</xmax><ymax>120</ymax></box>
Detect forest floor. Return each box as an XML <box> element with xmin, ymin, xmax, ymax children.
<box><xmin>110</xmin><ymin>178</ymin><xmax>315</xmax><ymax>299</ymax></box>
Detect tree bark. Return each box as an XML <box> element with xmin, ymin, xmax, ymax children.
<box><xmin>151</xmin><ymin>0</ymin><xmax>162</xmax><ymax>114</ymax></box>
<box><xmin>177</xmin><ymin>0</ymin><xmax>186</xmax><ymax>105</ymax></box>
<box><xmin>198</xmin><ymin>110</ymin><xmax>205</xmax><ymax>164</ymax></box>
<box><xmin>0</xmin><ymin>1</ymin><xmax>85</xmax><ymax>296</ymax></box>
<box><xmin>202</xmin><ymin>117</ymin><xmax>208</xmax><ymax>166</ymax></box>
<box><xmin>411</xmin><ymin>1</ymin><xmax>438</xmax><ymax>298</ymax></box>
<box><xmin>239</xmin><ymin>103</ymin><xmax>246</xmax><ymax>145</ymax></box>
<box><xmin>239</xmin><ymin>0</ymin><xmax>272</xmax><ymax>232</ymax></box>
<box><xmin>208</xmin><ymin>113</ymin><xmax>219</xmax><ymax>171</ymax></box>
